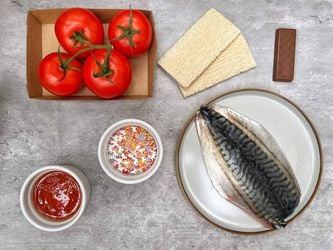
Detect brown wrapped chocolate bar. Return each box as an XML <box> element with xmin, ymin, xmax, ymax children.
<box><xmin>273</xmin><ymin>28</ymin><xmax>296</xmax><ymax>82</ymax></box>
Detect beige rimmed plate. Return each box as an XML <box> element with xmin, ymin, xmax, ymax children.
<box><xmin>176</xmin><ymin>89</ymin><xmax>322</xmax><ymax>234</ymax></box>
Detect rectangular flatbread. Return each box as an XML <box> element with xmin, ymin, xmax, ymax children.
<box><xmin>180</xmin><ymin>34</ymin><xmax>256</xmax><ymax>97</ymax></box>
<box><xmin>158</xmin><ymin>8</ymin><xmax>240</xmax><ymax>88</ymax></box>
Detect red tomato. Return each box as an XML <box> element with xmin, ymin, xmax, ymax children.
<box><xmin>38</xmin><ymin>52</ymin><xmax>82</xmax><ymax>96</ymax></box>
<box><xmin>55</xmin><ymin>8</ymin><xmax>104</xmax><ymax>58</ymax></box>
<box><xmin>108</xmin><ymin>10</ymin><xmax>152</xmax><ymax>57</ymax></box>
<box><xmin>83</xmin><ymin>49</ymin><xmax>132</xmax><ymax>99</ymax></box>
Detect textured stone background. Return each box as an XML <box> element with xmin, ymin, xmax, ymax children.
<box><xmin>0</xmin><ymin>0</ymin><xmax>332</xmax><ymax>249</ymax></box>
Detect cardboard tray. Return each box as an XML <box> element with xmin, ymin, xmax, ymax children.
<box><xmin>26</xmin><ymin>8</ymin><xmax>157</xmax><ymax>100</ymax></box>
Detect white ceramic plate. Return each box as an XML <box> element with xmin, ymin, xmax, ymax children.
<box><xmin>177</xmin><ymin>89</ymin><xmax>322</xmax><ymax>233</ymax></box>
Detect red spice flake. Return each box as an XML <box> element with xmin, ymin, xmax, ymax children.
<box><xmin>107</xmin><ymin>125</ymin><xmax>157</xmax><ymax>175</ymax></box>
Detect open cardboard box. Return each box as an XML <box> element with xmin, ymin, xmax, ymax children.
<box><xmin>26</xmin><ymin>8</ymin><xmax>156</xmax><ymax>100</ymax></box>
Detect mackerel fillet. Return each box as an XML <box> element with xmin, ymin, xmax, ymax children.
<box><xmin>195</xmin><ymin>105</ymin><xmax>301</xmax><ymax>228</ymax></box>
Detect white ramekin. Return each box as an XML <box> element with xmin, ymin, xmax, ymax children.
<box><xmin>20</xmin><ymin>165</ymin><xmax>90</xmax><ymax>232</ymax></box>
<box><xmin>98</xmin><ymin>119</ymin><xmax>163</xmax><ymax>184</ymax></box>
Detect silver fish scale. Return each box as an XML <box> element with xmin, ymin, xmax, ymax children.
<box><xmin>207</xmin><ymin>108</ymin><xmax>300</xmax><ymax>216</ymax></box>
<box><xmin>207</xmin><ymin>120</ymin><xmax>287</xmax><ymax>225</ymax></box>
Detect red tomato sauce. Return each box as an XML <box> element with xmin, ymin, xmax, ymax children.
<box><xmin>32</xmin><ymin>171</ymin><xmax>82</xmax><ymax>221</ymax></box>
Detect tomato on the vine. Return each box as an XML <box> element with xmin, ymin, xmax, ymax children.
<box><xmin>108</xmin><ymin>9</ymin><xmax>152</xmax><ymax>57</ymax></box>
<box><xmin>38</xmin><ymin>52</ymin><xmax>83</xmax><ymax>96</ymax></box>
<box><xmin>83</xmin><ymin>49</ymin><xmax>132</xmax><ymax>99</ymax></box>
<box><xmin>55</xmin><ymin>8</ymin><xmax>104</xmax><ymax>58</ymax></box>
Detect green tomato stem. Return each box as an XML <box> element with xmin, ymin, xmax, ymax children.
<box><xmin>69</xmin><ymin>30</ymin><xmax>91</xmax><ymax>48</ymax></box>
<box><xmin>109</xmin><ymin>5</ymin><xmax>141</xmax><ymax>56</ymax></box>
<box><xmin>62</xmin><ymin>44</ymin><xmax>112</xmax><ymax>68</ymax></box>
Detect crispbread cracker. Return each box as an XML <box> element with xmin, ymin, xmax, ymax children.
<box><xmin>180</xmin><ymin>34</ymin><xmax>256</xmax><ymax>97</ymax></box>
<box><xmin>158</xmin><ymin>8</ymin><xmax>240</xmax><ymax>88</ymax></box>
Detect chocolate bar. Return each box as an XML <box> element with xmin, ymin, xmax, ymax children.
<box><xmin>273</xmin><ymin>28</ymin><xmax>296</xmax><ymax>82</ymax></box>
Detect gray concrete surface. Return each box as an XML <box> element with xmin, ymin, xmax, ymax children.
<box><xmin>1</xmin><ymin>0</ymin><xmax>333</xmax><ymax>249</ymax></box>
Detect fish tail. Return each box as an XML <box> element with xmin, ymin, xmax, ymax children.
<box><xmin>272</xmin><ymin>218</ymin><xmax>287</xmax><ymax>229</ymax></box>
<box><xmin>200</xmin><ymin>104</ymin><xmax>211</xmax><ymax>111</ymax></box>
<box><xmin>199</xmin><ymin>105</ymin><xmax>212</xmax><ymax>119</ymax></box>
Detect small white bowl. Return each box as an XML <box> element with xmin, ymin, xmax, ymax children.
<box><xmin>20</xmin><ymin>165</ymin><xmax>90</xmax><ymax>232</ymax></box>
<box><xmin>98</xmin><ymin>119</ymin><xmax>163</xmax><ymax>184</ymax></box>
